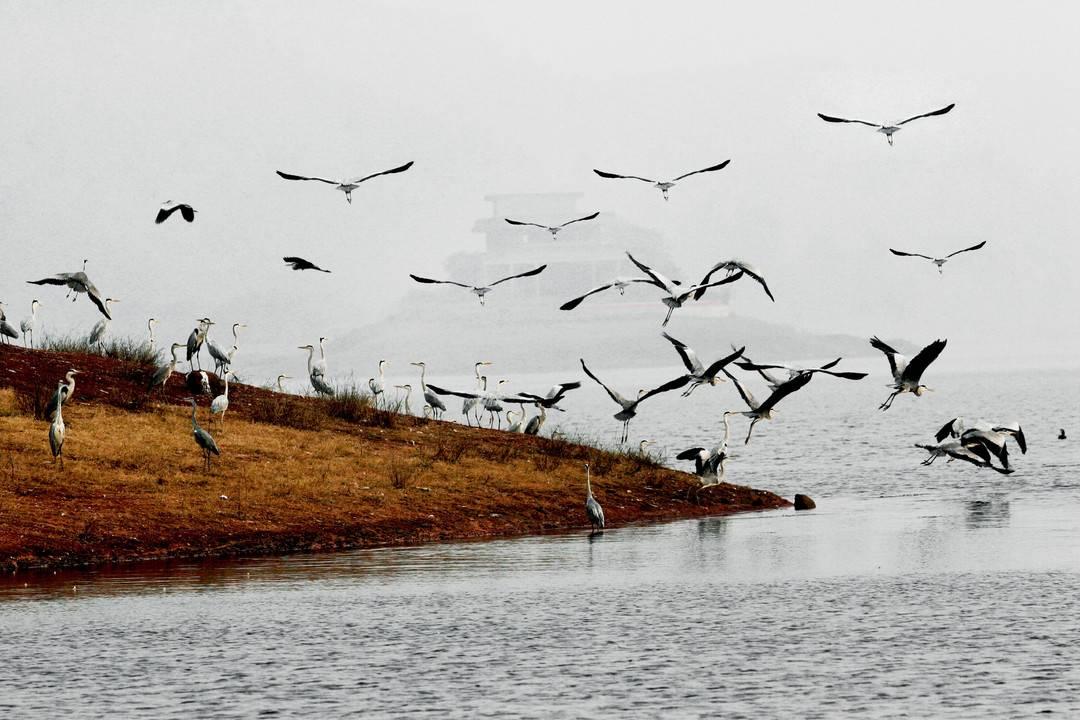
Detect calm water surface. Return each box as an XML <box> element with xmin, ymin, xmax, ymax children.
<box><xmin>3</xmin><ymin>368</ymin><xmax>1078</xmax><ymax>717</ymax></box>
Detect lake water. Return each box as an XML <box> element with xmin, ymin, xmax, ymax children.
<box><xmin>3</xmin><ymin>367</ymin><xmax>1078</xmax><ymax>717</ymax></box>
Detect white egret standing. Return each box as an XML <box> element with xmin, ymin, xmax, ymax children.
<box><xmin>20</xmin><ymin>300</ymin><xmax>41</xmax><ymax>348</ymax></box>
<box><xmin>210</xmin><ymin>373</ymin><xmax>235</xmax><ymax>430</ymax></box>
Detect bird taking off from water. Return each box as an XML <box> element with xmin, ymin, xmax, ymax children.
<box><xmin>276</xmin><ymin>161</ymin><xmax>413</xmax><ymax>204</ymax></box>
<box><xmin>889</xmin><ymin>241</ymin><xmax>986</xmax><ymax>274</ymax></box>
<box><xmin>817</xmin><ymin>103</ymin><xmax>955</xmax><ymax>146</ymax></box>
<box><xmin>27</xmin><ymin>259</ymin><xmax>113</xmax><ymax>319</ymax></box>
<box><xmin>870</xmin><ymin>336</ymin><xmax>946</xmax><ymax>411</ymax></box>
<box><xmin>593</xmin><ymin>160</ymin><xmax>730</xmax><ymax>201</ymax></box>
<box><xmin>410</xmin><ymin>265</ymin><xmax>547</xmax><ymax>306</ymax></box>
<box><xmin>283</xmin><ymin>256</ymin><xmax>331</xmax><ymax>273</ymax></box>
<box><xmin>155</xmin><ymin>201</ymin><xmax>196</xmax><ymax>224</ymax></box>
<box><xmin>504</xmin><ymin>211</ymin><xmax>599</xmax><ymax>239</ymax></box>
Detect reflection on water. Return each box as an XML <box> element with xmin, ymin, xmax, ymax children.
<box><xmin>0</xmin><ymin>369</ymin><xmax>1078</xmax><ymax>717</ymax></box>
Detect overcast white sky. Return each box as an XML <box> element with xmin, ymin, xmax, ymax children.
<box><xmin>2</xmin><ymin>1</ymin><xmax>1077</xmax><ymax>374</ymax></box>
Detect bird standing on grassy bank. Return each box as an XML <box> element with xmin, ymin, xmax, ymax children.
<box><xmin>584</xmin><ymin>462</ymin><xmax>604</xmax><ymax>532</ymax></box>
<box><xmin>208</xmin><ymin>322</ymin><xmax>245</xmax><ymax>375</ymax></box>
<box><xmin>0</xmin><ymin>303</ymin><xmax>19</xmax><ymax>344</ymax></box>
<box><xmin>368</xmin><ymin>360</ymin><xmax>388</xmax><ymax>408</ymax></box>
<box><xmin>395</xmin><ymin>384</ymin><xmax>413</xmax><ymax>415</ymax></box>
<box><xmin>146</xmin><ymin>318</ymin><xmax>157</xmax><ymax>352</ymax></box>
<box><xmin>300</xmin><ymin>342</ymin><xmax>334</xmax><ymax>395</ymax></box>
<box><xmin>211</xmin><ymin>373</ymin><xmax>234</xmax><ymax>429</ymax></box>
<box><xmin>49</xmin><ymin>380</ymin><xmax>66</xmax><ymax>469</ymax></box>
<box><xmin>45</xmin><ymin>369</ymin><xmax>79</xmax><ymax>421</ymax></box>
<box><xmin>411</xmin><ymin>362</ymin><xmax>447</xmax><ymax>419</ymax></box>
<box><xmin>148</xmin><ymin>344</ymin><xmax>184</xmax><ymax>397</ymax></box>
<box><xmin>189</xmin><ymin>397</ymin><xmax>220</xmax><ymax>471</ymax></box>
<box><xmin>276</xmin><ymin>374</ymin><xmax>290</xmax><ymax>393</ymax></box>
<box><xmin>20</xmin><ymin>300</ymin><xmax>41</xmax><ymax>348</ymax></box>
<box><xmin>87</xmin><ymin>298</ymin><xmax>119</xmax><ymax>348</ymax></box>
<box><xmin>186</xmin><ymin>318</ymin><xmax>213</xmax><ymax>370</ymax></box>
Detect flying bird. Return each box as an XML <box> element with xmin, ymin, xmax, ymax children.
<box><xmin>915</xmin><ymin>439</ymin><xmax>1013</xmax><ymax>475</ymax></box>
<box><xmin>505</xmin><ymin>211</ymin><xmax>599</xmax><ymax>239</ymax></box>
<box><xmin>276</xmin><ymin>161</ymin><xmax>413</xmax><ymax>204</ymax></box>
<box><xmin>625</xmin><ymin>251</ymin><xmax>744</xmax><ymax>326</ymax></box>
<box><xmin>693</xmin><ymin>259</ymin><xmax>774</xmax><ymax>302</ymax></box>
<box><xmin>593</xmin><ymin>160</ymin><xmax>730</xmax><ymax>201</ymax></box>
<box><xmin>515</xmin><ymin>381</ymin><xmax>582</xmax><ymax>411</ymax></box>
<box><xmin>155</xmin><ymin>201</ymin><xmax>196</xmax><ymax>224</ymax></box>
<box><xmin>581</xmin><ymin>358</ymin><xmax>689</xmax><ymax>443</ymax></box>
<box><xmin>870</xmin><ymin>336</ymin><xmax>947</xmax><ymax>411</ymax></box>
<box><xmin>409</xmin><ymin>265</ymin><xmax>547</xmax><ymax>306</ymax></box>
<box><xmin>283</xmin><ymin>256</ymin><xmax>331</xmax><ymax>273</ymax></box>
<box><xmin>661</xmin><ymin>332</ymin><xmax>744</xmax><ymax>396</ymax></box>
<box><xmin>817</xmin><ymin>103</ymin><xmax>955</xmax><ymax>145</ymax></box>
<box><xmin>558</xmin><ymin>277</ymin><xmax>656</xmax><ymax>311</ymax></box>
<box><xmin>677</xmin><ymin>412</ymin><xmax>735</xmax><ymax>485</ymax></box>
<box><xmin>722</xmin><ymin>367</ymin><xmax>814</xmax><ymax>444</ymax></box>
<box><xmin>734</xmin><ymin>354</ymin><xmax>868</xmax><ymax>392</ymax></box>
<box><xmin>27</xmin><ymin>259</ymin><xmax>112</xmax><ymax>319</ymax></box>
<box><xmin>889</xmin><ymin>241</ymin><xmax>986</xmax><ymax>274</ymax></box>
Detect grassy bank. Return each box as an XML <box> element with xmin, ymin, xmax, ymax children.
<box><xmin>0</xmin><ymin>344</ymin><xmax>790</xmax><ymax>571</ymax></box>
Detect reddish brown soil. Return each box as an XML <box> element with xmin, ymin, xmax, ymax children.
<box><xmin>0</xmin><ymin>344</ymin><xmax>791</xmax><ymax>572</ymax></box>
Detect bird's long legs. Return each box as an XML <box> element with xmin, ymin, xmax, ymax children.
<box><xmin>662</xmin><ymin>307</ymin><xmax>675</xmax><ymax>327</ymax></box>
<box><xmin>744</xmin><ymin>419</ymin><xmax>759</xmax><ymax>445</ymax></box>
<box><xmin>879</xmin><ymin>391</ymin><xmax>899</xmax><ymax>411</ymax></box>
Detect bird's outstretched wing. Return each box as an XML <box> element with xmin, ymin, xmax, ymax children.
<box><xmin>676</xmin><ymin>447</ymin><xmax>707</xmax><ymax>461</ymax></box>
<box><xmin>756</xmin><ymin>371</ymin><xmax>813</xmax><ymax>414</ymax></box>
<box><xmin>490</xmin><ymin>264</ymin><xmax>547</xmax><ymax>287</ymax></box>
<box><xmin>593</xmin><ymin>169</ymin><xmax>656</xmax><ymax>184</ymax></box>
<box><xmin>661</xmin><ymin>332</ymin><xmax>704</xmax><ymax>374</ymax></box>
<box><xmin>625</xmin><ymin>252</ymin><xmax>675</xmax><ymax>292</ymax></box>
<box><xmin>869</xmin><ymin>336</ymin><xmax>903</xmax><ymax>380</ymax></box>
<box><xmin>560</xmin><ymin>211</ymin><xmax>600</xmax><ymax>227</ymax></box>
<box><xmin>901</xmin><ymin>339</ymin><xmax>947</xmax><ymax>385</ymax></box>
<box><xmin>425</xmin><ymin>384</ymin><xmax>480</xmax><ymax>400</ymax></box>
<box><xmin>671</xmin><ymin>160</ymin><xmax>730</xmax><ymax>182</ymax></box>
<box><xmin>86</xmin><ymin>287</ymin><xmax>111</xmax><ymax>320</ymax></box>
<box><xmin>559</xmin><ymin>279</ymin><xmax>650</xmax><ymax>310</ymax></box>
<box><xmin>818</xmin><ymin>369</ymin><xmax>868</xmax><ymax>381</ymax></box>
<box><xmin>992</xmin><ymin>422</ymin><xmax>1026</xmax><ymax>454</ymax></box>
<box><xmin>504</xmin><ymin>219</ymin><xmax>548</xmax><ymax>229</ymax></box>
<box><xmin>409</xmin><ymin>274</ymin><xmax>472</xmax><ymax>289</ymax></box>
<box><xmin>283</xmin><ymin>256</ymin><xmax>331</xmax><ymax>273</ymax></box>
<box><xmin>27</xmin><ymin>276</ymin><xmax>70</xmax><ymax>287</ymax></box>
<box><xmin>276</xmin><ymin>171</ymin><xmax>340</xmax><ymax>185</ymax></box>
<box><xmin>889</xmin><ymin>249</ymin><xmax>936</xmax><ymax>260</ymax></box>
<box><xmin>637</xmin><ymin>375</ymin><xmax>692</xmax><ymax>404</ymax></box>
<box><xmin>946</xmin><ymin>241</ymin><xmax>986</xmax><ymax>258</ymax></box>
<box><xmin>817</xmin><ymin>113</ymin><xmax>880</xmax><ymax>127</ymax></box>
<box><xmin>935</xmin><ymin>417</ymin><xmax>962</xmax><ymax>442</ymax></box>
<box><xmin>694</xmin><ymin>259</ymin><xmax>771</xmax><ymax>301</ymax></box>
<box><xmin>155</xmin><ymin>205</ymin><xmax>179</xmax><ymax>224</ymax></box>
<box><xmin>180</xmin><ymin>205</ymin><xmax>195</xmax><ymax>222</ymax></box>
<box><xmin>721</xmin><ymin>368</ymin><xmax>758</xmax><ymax>410</ymax></box>
<box><xmin>678</xmin><ymin>271</ymin><xmax>745</xmax><ymax>302</ymax></box>
<box><xmin>897</xmin><ymin>103</ymin><xmax>955</xmax><ymax>126</ymax></box>
<box><xmin>349</xmin><ymin>160</ymin><xmax>414</xmax><ymax>184</ymax></box>
<box><xmin>700</xmin><ymin>347</ymin><xmax>745</xmax><ymax>380</ymax></box>
<box><xmin>580</xmin><ymin>358</ymin><xmax>631</xmax><ymax>407</ymax></box>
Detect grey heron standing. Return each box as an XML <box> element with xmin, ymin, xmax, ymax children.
<box><xmin>146</xmin><ymin>318</ymin><xmax>157</xmax><ymax>352</ymax></box>
<box><xmin>462</xmin><ymin>361</ymin><xmax>492</xmax><ymax>426</ymax></box>
<box><xmin>395</xmin><ymin>384</ymin><xmax>413</xmax><ymax>415</ymax></box>
<box><xmin>870</xmin><ymin>336</ymin><xmax>947</xmax><ymax>411</ymax></box>
<box><xmin>593</xmin><ymin>160</ymin><xmax>731</xmax><ymax>201</ymax></box>
<box><xmin>87</xmin><ymin>298</ymin><xmax>119</xmax><ymax>348</ymax></box>
<box><xmin>208</xmin><ymin>323</ymin><xmax>245</xmax><ymax>375</ymax></box>
<box><xmin>506</xmin><ymin>409</ymin><xmax>525</xmax><ymax>433</ymax></box>
<box><xmin>299</xmin><ymin>344</ymin><xmax>334</xmax><ymax>396</ymax></box>
<box><xmin>677</xmin><ymin>412</ymin><xmax>734</xmax><ymax>485</ymax></box>
<box><xmin>20</xmin><ymin>300</ymin><xmax>41</xmax><ymax>348</ymax></box>
<box><xmin>188</xmin><ymin>397</ymin><xmax>220</xmax><ymax>472</ymax></box>
<box><xmin>0</xmin><ymin>303</ymin><xmax>19</xmax><ymax>344</ymax></box>
<box><xmin>186</xmin><ymin>318</ymin><xmax>214</xmax><ymax>370</ymax></box>
<box><xmin>817</xmin><ymin>103</ymin><xmax>955</xmax><ymax>145</ymax></box>
<box><xmin>148</xmin><ymin>344</ymin><xmax>184</xmax><ymax>397</ymax></box>
<box><xmin>410</xmin><ymin>362</ymin><xmax>447</xmax><ymax>419</ymax></box>
<box><xmin>276</xmin><ymin>374</ymin><xmax>291</xmax><ymax>393</ymax></box>
<box><xmin>275</xmin><ymin>161</ymin><xmax>414</xmax><ymax>204</ymax></box>
<box><xmin>523</xmin><ymin>404</ymin><xmax>546</xmax><ymax>436</ymax></box>
<box><xmin>584</xmin><ymin>463</ymin><xmax>605</xmax><ymax>532</ymax></box>
<box><xmin>368</xmin><ymin>360</ymin><xmax>388</xmax><ymax>408</ymax></box>
<box><xmin>45</xmin><ymin>369</ymin><xmax>79</xmax><ymax>421</ymax></box>
<box><xmin>49</xmin><ymin>380</ymin><xmax>66</xmax><ymax>469</ymax></box>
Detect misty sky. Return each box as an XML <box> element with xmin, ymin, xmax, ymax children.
<box><xmin>2</xmin><ymin>1</ymin><xmax>1077</xmax><ymax>378</ymax></box>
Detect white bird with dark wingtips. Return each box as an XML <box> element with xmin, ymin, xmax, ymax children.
<box><xmin>581</xmin><ymin>358</ymin><xmax>689</xmax><ymax>443</ymax></box>
<box><xmin>722</xmin><ymin>367</ymin><xmax>814</xmax><ymax>444</ymax></box>
<box><xmin>693</xmin><ymin>259</ymin><xmax>775</xmax><ymax>302</ymax></box>
<box><xmin>661</xmin><ymin>332</ymin><xmax>744</xmax><ymax>397</ymax></box>
<box><xmin>734</xmin><ymin>353</ymin><xmax>868</xmax><ymax>392</ymax></box>
<box><xmin>410</xmin><ymin>265</ymin><xmax>547</xmax><ymax>306</ymax></box>
<box><xmin>593</xmin><ymin>160</ymin><xmax>730</xmax><ymax>201</ymax></box>
<box><xmin>889</xmin><ymin>241</ymin><xmax>986</xmax><ymax>274</ymax></box>
<box><xmin>505</xmin><ymin>211</ymin><xmax>599</xmax><ymax>239</ymax></box>
<box><xmin>276</xmin><ymin>161</ymin><xmax>413</xmax><ymax>204</ymax></box>
<box><xmin>155</xmin><ymin>201</ymin><xmax>196</xmax><ymax>224</ymax></box>
<box><xmin>817</xmin><ymin>103</ymin><xmax>955</xmax><ymax>145</ymax></box>
<box><xmin>559</xmin><ymin>276</ymin><xmax>656</xmax><ymax>311</ymax></box>
<box><xmin>624</xmin><ymin>252</ymin><xmax>745</xmax><ymax>327</ymax></box>
<box><xmin>27</xmin><ymin>259</ymin><xmax>113</xmax><ymax>319</ymax></box>
<box><xmin>870</xmin><ymin>336</ymin><xmax>947</xmax><ymax>411</ymax></box>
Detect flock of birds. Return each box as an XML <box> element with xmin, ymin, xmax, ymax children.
<box><xmin>4</xmin><ymin>100</ymin><xmax>1052</xmax><ymax>532</ymax></box>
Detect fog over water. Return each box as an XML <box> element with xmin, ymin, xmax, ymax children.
<box><xmin>1</xmin><ymin>2</ymin><xmax>1076</xmax><ymax>383</ymax></box>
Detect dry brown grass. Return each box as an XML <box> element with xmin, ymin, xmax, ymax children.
<box><xmin>0</xmin><ymin>381</ymin><xmax>790</xmax><ymax>571</ymax></box>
